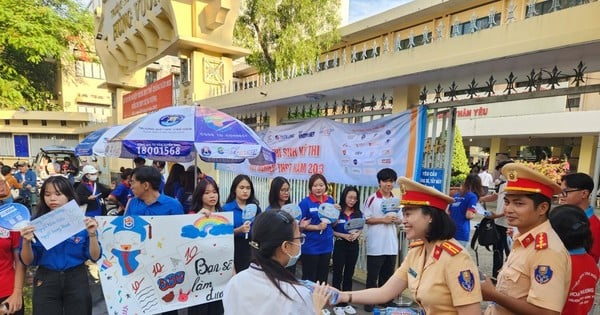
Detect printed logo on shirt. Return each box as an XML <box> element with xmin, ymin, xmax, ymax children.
<box><xmin>0</xmin><ymin>227</ymin><xmax>9</xmax><ymax>238</ymax></box>
<box><xmin>458</xmin><ymin>270</ymin><xmax>475</xmax><ymax>292</ymax></box>
<box><xmin>408</xmin><ymin>268</ymin><xmax>417</xmax><ymax>278</ymax></box>
<box><xmin>534</xmin><ymin>265</ymin><xmax>553</xmax><ymax>284</ymax></box>
<box><xmin>71</xmin><ymin>236</ymin><xmax>82</xmax><ymax>244</ymax></box>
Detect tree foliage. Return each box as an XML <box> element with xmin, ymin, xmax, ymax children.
<box><xmin>0</xmin><ymin>0</ymin><xmax>93</xmax><ymax>110</ymax></box>
<box><xmin>234</xmin><ymin>0</ymin><xmax>341</xmax><ymax>75</ymax></box>
<box><xmin>451</xmin><ymin>127</ymin><xmax>471</xmax><ymax>186</ymax></box>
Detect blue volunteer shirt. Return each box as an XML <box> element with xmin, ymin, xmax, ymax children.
<box><xmin>110</xmin><ymin>181</ymin><xmax>132</xmax><ymax>208</ymax></box>
<box><xmin>299</xmin><ymin>194</ymin><xmax>335</xmax><ymax>255</ymax></box>
<box><xmin>20</xmin><ymin>229</ymin><xmax>101</xmax><ymax>270</ymax></box>
<box><xmin>449</xmin><ymin>191</ymin><xmax>478</xmax><ymax>242</ymax></box>
<box><xmin>222</xmin><ymin>201</ymin><xmax>262</xmax><ymax>239</ymax></box>
<box><xmin>126</xmin><ymin>194</ymin><xmax>184</xmax><ymax>216</ymax></box>
<box><xmin>332</xmin><ymin>210</ymin><xmax>363</xmax><ymax>235</ymax></box>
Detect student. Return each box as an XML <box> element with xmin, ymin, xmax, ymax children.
<box><xmin>75</xmin><ymin>165</ymin><xmax>111</xmax><ymax>217</ymax></box>
<box><xmin>223</xmin><ymin>175</ymin><xmax>261</xmax><ymax>272</ymax></box>
<box><xmin>336</xmin><ymin>177</ymin><xmax>482</xmax><ymax>314</ymax></box>
<box><xmin>362</xmin><ymin>168</ymin><xmax>398</xmax><ymax>311</ymax></box>
<box><xmin>558</xmin><ymin>172</ymin><xmax>600</xmax><ymax>262</ymax></box>
<box><xmin>481</xmin><ymin>163</ymin><xmax>571</xmax><ymax>314</ymax></box>
<box><xmin>298</xmin><ymin>174</ymin><xmax>336</xmax><ymax>284</ymax></box>
<box><xmin>448</xmin><ymin>174</ymin><xmax>483</xmax><ymax>247</ymax></box>
<box><xmin>19</xmin><ymin>176</ymin><xmax>101</xmax><ymax>315</ymax></box>
<box><xmin>0</xmin><ymin>219</ymin><xmax>25</xmax><ymax>315</ymax></box>
<box><xmin>164</xmin><ymin>163</ymin><xmax>185</xmax><ymax>198</ymax></box>
<box><xmin>187</xmin><ymin>177</ymin><xmax>223</xmax><ymax>315</ymax></box>
<box><xmin>107</xmin><ymin>167</ymin><xmax>133</xmax><ymax>214</ymax></box>
<box><xmin>125</xmin><ymin>166</ymin><xmax>183</xmax><ymax>216</ymax></box>
<box><xmin>548</xmin><ymin>205</ymin><xmax>599</xmax><ymax>315</ymax></box>
<box><xmin>331</xmin><ymin>186</ymin><xmax>362</xmax><ymax>315</ymax></box>
<box><xmin>223</xmin><ymin>210</ymin><xmax>331</xmax><ymax>315</ymax></box>
<box><xmin>266</xmin><ymin>176</ymin><xmax>292</xmax><ymax>211</ymax></box>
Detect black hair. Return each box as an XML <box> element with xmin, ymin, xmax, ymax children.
<box><xmin>164</xmin><ymin>163</ymin><xmax>185</xmax><ymax>197</ymax></box>
<box><xmin>376</xmin><ymin>168</ymin><xmax>397</xmax><ymax>182</ymax></box>
<box><xmin>561</xmin><ymin>172</ymin><xmax>594</xmax><ymax>193</ymax></box>
<box><xmin>339</xmin><ymin>186</ymin><xmax>362</xmax><ymax>216</ymax></box>
<box><xmin>461</xmin><ymin>174</ymin><xmax>484</xmax><ymax>198</ymax></box>
<box><xmin>226</xmin><ymin>174</ymin><xmax>259</xmax><ymax>205</ymax></box>
<box><xmin>268</xmin><ymin>176</ymin><xmax>291</xmax><ymax>210</ymax></box>
<box><xmin>250</xmin><ymin>210</ymin><xmax>299</xmax><ymax>300</ymax></box>
<box><xmin>133</xmin><ymin>157</ymin><xmax>146</xmax><ymax>166</ymax></box>
<box><xmin>549</xmin><ymin>205</ymin><xmax>593</xmax><ymax>252</ymax></box>
<box><xmin>190</xmin><ymin>177</ymin><xmax>222</xmax><ymax>213</ymax></box>
<box><xmin>119</xmin><ymin>167</ymin><xmax>133</xmax><ymax>180</ymax></box>
<box><xmin>417</xmin><ymin>206</ymin><xmax>456</xmax><ymax>242</ymax></box>
<box><xmin>132</xmin><ymin>166</ymin><xmax>161</xmax><ymax>191</ymax></box>
<box><xmin>36</xmin><ymin>176</ymin><xmax>76</xmax><ymax>218</ymax></box>
<box><xmin>1</xmin><ymin>165</ymin><xmax>11</xmax><ymax>176</ymax></box>
<box><xmin>152</xmin><ymin>160</ymin><xmax>166</xmax><ymax>169</ymax></box>
<box><xmin>308</xmin><ymin>174</ymin><xmax>327</xmax><ymax>193</ymax></box>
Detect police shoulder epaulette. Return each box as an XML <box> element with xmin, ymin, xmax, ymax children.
<box><xmin>409</xmin><ymin>240</ymin><xmax>424</xmax><ymax>248</ymax></box>
<box><xmin>441</xmin><ymin>241</ymin><xmax>463</xmax><ymax>256</ymax></box>
<box><xmin>534</xmin><ymin>232</ymin><xmax>548</xmax><ymax>250</ymax></box>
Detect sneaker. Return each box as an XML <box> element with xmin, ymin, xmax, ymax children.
<box><xmin>332</xmin><ymin>307</ymin><xmax>346</xmax><ymax>315</ymax></box>
<box><xmin>344</xmin><ymin>305</ymin><xmax>357</xmax><ymax>314</ymax></box>
<box><xmin>364</xmin><ymin>305</ymin><xmax>374</xmax><ymax>312</ymax></box>
<box><xmin>322</xmin><ymin>309</ymin><xmax>331</xmax><ymax>315</ymax></box>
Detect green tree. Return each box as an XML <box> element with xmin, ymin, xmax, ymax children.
<box><xmin>0</xmin><ymin>0</ymin><xmax>93</xmax><ymax>110</ymax></box>
<box><xmin>234</xmin><ymin>0</ymin><xmax>341</xmax><ymax>75</ymax></box>
<box><xmin>451</xmin><ymin>127</ymin><xmax>471</xmax><ymax>187</ymax></box>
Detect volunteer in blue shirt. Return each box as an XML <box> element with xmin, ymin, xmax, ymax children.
<box><xmin>125</xmin><ymin>166</ymin><xmax>184</xmax><ymax>216</ymax></box>
<box><xmin>19</xmin><ymin>176</ymin><xmax>101</xmax><ymax>315</ymax></box>
<box><xmin>14</xmin><ymin>162</ymin><xmax>36</xmax><ymax>207</ymax></box>
<box><xmin>222</xmin><ymin>174</ymin><xmax>261</xmax><ymax>272</ymax></box>
<box><xmin>298</xmin><ymin>174</ymin><xmax>337</xmax><ymax>283</ymax></box>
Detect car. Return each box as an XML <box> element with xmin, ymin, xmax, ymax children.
<box><xmin>32</xmin><ymin>145</ymin><xmax>83</xmax><ymax>185</ymax></box>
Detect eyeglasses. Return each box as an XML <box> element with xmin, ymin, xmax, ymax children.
<box><xmin>291</xmin><ymin>234</ymin><xmax>306</xmax><ymax>245</ymax></box>
<box><xmin>559</xmin><ymin>188</ymin><xmax>584</xmax><ymax>198</ymax></box>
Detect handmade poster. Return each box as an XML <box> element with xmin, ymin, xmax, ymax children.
<box><xmin>31</xmin><ymin>199</ymin><xmax>85</xmax><ymax>249</ymax></box>
<box><xmin>96</xmin><ymin>213</ymin><xmax>234</xmax><ymax>314</ymax></box>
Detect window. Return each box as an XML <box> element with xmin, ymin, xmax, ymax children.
<box><xmin>566</xmin><ymin>95</ymin><xmax>580</xmax><ymax>111</ymax></box>
<box><xmin>22</xmin><ymin>120</ymin><xmax>28</xmax><ymax>126</ymax></box>
<box><xmin>75</xmin><ymin>61</ymin><xmax>105</xmax><ymax>79</ymax></box>
<box><xmin>60</xmin><ymin>120</ymin><xmax>67</xmax><ymax>127</ymax></box>
<box><xmin>398</xmin><ymin>32</ymin><xmax>432</xmax><ymax>50</ymax></box>
<box><xmin>353</xmin><ymin>48</ymin><xmax>380</xmax><ymax>62</ymax></box>
<box><xmin>0</xmin><ymin>133</ymin><xmax>14</xmax><ymax>156</ymax></box>
<box><xmin>451</xmin><ymin>14</ymin><xmax>501</xmax><ymax>37</ymax></box>
<box><xmin>525</xmin><ymin>0</ymin><xmax>586</xmax><ymax>18</ymax></box>
<box><xmin>4</xmin><ymin>120</ymin><xmax>9</xmax><ymax>125</ymax></box>
<box><xmin>41</xmin><ymin>120</ymin><xmax>47</xmax><ymax>126</ymax></box>
<box><xmin>145</xmin><ymin>70</ymin><xmax>158</xmax><ymax>85</ymax></box>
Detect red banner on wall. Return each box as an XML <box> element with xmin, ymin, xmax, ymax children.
<box><xmin>123</xmin><ymin>75</ymin><xmax>173</xmax><ymax>119</ymax></box>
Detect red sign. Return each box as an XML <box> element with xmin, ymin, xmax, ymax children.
<box><xmin>123</xmin><ymin>75</ymin><xmax>173</xmax><ymax>119</ymax></box>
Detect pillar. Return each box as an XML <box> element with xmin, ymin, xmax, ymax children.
<box><xmin>268</xmin><ymin>105</ymin><xmax>289</xmax><ymax>127</ymax></box>
<box><xmin>392</xmin><ymin>85</ymin><xmax>420</xmax><ymax>113</ymax></box>
<box><xmin>488</xmin><ymin>137</ymin><xmax>509</xmax><ymax>172</ymax></box>
<box><xmin>578</xmin><ymin>135</ymin><xmax>598</xmax><ymax>174</ymax></box>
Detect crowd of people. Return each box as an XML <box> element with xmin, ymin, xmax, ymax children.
<box><xmin>1</xmin><ymin>158</ymin><xmax>599</xmax><ymax>315</ymax></box>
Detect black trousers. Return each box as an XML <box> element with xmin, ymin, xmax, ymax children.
<box><xmin>366</xmin><ymin>255</ymin><xmax>396</xmax><ymax>289</ymax></box>
<box><xmin>331</xmin><ymin>240</ymin><xmax>359</xmax><ymax>291</ymax></box>
<box><xmin>234</xmin><ymin>237</ymin><xmax>251</xmax><ymax>272</ymax></box>
<box><xmin>187</xmin><ymin>300</ymin><xmax>224</xmax><ymax>315</ymax></box>
<box><xmin>492</xmin><ymin>225</ymin><xmax>509</xmax><ymax>279</ymax></box>
<box><xmin>301</xmin><ymin>252</ymin><xmax>331</xmax><ymax>283</ymax></box>
<box><xmin>32</xmin><ymin>264</ymin><xmax>91</xmax><ymax>315</ymax></box>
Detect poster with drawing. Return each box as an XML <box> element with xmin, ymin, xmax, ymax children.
<box><xmin>96</xmin><ymin>213</ymin><xmax>234</xmax><ymax>314</ymax></box>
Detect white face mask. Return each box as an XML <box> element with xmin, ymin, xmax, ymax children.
<box><xmin>87</xmin><ymin>174</ymin><xmax>98</xmax><ymax>182</ymax></box>
<box><xmin>285</xmin><ymin>243</ymin><xmax>301</xmax><ymax>267</ymax></box>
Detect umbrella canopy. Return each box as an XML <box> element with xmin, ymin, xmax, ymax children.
<box><xmin>76</xmin><ymin>124</ymin><xmax>128</xmax><ymax>157</ymax></box>
<box><xmin>106</xmin><ymin>105</ymin><xmax>276</xmax><ymax>165</ymax></box>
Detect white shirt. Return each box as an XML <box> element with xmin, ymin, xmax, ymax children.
<box><xmin>494</xmin><ymin>181</ymin><xmax>508</xmax><ymax>228</ymax></box>
<box><xmin>223</xmin><ymin>264</ymin><xmax>314</xmax><ymax>315</ymax></box>
<box><xmin>479</xmin><ymin>171</ymin><xmax>494</xmax><ymax>189</ymax></box>
<box><xmin>363</xmin><ymin>191</ymin><xmax>399</xmax><ymax>256</ymax></box>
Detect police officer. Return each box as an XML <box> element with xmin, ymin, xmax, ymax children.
<box><xmin>337</xmin><ymin>177</ymin><xmax>482</xmax><ymax>314</ymax></box>
<box><xmin>481</xmin><ymin>163</ymin><xmax>571</xmax><ymax>314</ymax></box>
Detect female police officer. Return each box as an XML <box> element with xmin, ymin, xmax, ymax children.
<box><xmin>336</xmin><ymin>177</ymin><xmax>482</xmax><ymax>314</ymax></box>
<box><xmin>481</xmin><ymin>163</ymin><xmax>570</xmax><ymax>315</ymax></box>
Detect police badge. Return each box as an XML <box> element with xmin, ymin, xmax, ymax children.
<box><xmin>534</xmin><ymin>265</ymin><xmax>553</xmax><ymax>284</ymax></box>
<box><xmin>458</xmin><ymin>270</ymin><xmax>475</xmax><ymax>292</ymax></box>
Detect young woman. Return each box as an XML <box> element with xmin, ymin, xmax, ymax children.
<box><xmin>266</xmin><ymin>176</ymin><xmax>291</xmax><ymax>211</ymax></box>
<box><xmin>164</xmin><ymin>163</ymin><xmax>185</xmax><ymax>198</ymax></box>
<box><xmin>19</xmin><ymin>176</ymin><xmax>101</xmax><ymax>315</ymax></box>
<box><xmin>176</xmin><ymin>171</ymin><xmax>195</xmax><ymax>211</ymax></box>
<box><xmin>0</xmin><ymin>216</ymin><xmax>25</xmax><ymax>315</ymax></box>
<box><xmin>223</xmin><ymin>210</ymin><xmax>331</xmax><ymax>315</ymax></box>
<box><xmin>187</xmin><ymin>177</ymin><xmax>223</xmax><ymax>315</ymax></box>
<box><xmin>107</xmin><ymin>167</ymin><xmax>133</xmax><ymax>214</ymax></box>
<box><xmin>222</xmin><ymin>175</ymin><xmax>261</xmax><ymax>272</ymax></box>
<box><xmin>331</xmin><ymin>186</ymin><xmax>362</xmax><ymax>315</ymax></box>
<box><xmin>448</xmin><ymin>174</ymin><xmax>483</xmax><ymax>247</ymax></box>
<box><xmin>298</xmin><ymin>174</ymin><xmax>336</xmax><ymax>283</ymax></box>
<box><xmin>336</xmin><ymin>177</ymin><xmax>482</xmax><ymax>315</ymax></box>
<box><xmin>549</xmin><ymin>204</ymin><xmax>599</xmax><ymax>315</ymax></box>
<box><xmin>481</xmin><ymin>163</ymin><xmax>571</xmax><ymax>314</ymax></box>
<box><xmin>75</xmin><ymin>165</ymin><xmax>111</xmax><ymax>217</ymax></box>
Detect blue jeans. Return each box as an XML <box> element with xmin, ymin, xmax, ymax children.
<box><xmin>32</xmin><ymin>265</ymin><xmax>91</xmax><ymax>315</ymax></box>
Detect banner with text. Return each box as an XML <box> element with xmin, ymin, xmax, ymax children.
<box><xmin>123</xmin><ymin>75</ymin><xmax>173</xmax><ymax>119</ymax></box>
<box><xmin>96</xmin><ymin>213</ymin><xmax>234</xmax><ymax>314</ymax></box>
<box><xmin>218</xmin><ymin>107</ymin><xmax>426</xmax><ymax>186</ymax></box>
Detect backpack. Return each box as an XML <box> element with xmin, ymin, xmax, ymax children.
<box><xmin>470</xmin><ymin>217</ymin><xmax>499</xmax><ymax>265</ymax></box>
<box><xmin>0</xmin><ymin>179</ymin><xmax>9</xmax><ymax>198</ymax></box>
